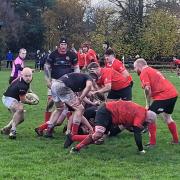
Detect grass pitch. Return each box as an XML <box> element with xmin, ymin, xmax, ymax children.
<box><xmin>0</xmin><ymin>69</ymin><xmax>180</xmax><ymax>180</ymax></box>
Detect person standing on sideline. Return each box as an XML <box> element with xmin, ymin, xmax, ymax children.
<box><xmin>6</xmin><ymin>50</ymin><xmax>13</xmax><ymax>68</ymax></box>
<box><xmin>9</xmin><ymin>48</ymin><xmax>27</xmax><ymax>84</ymax></box>
<box><xmin>134</xmin><ymin>58</ymin><xmax>179</xmax><ymax>147</ymax></box>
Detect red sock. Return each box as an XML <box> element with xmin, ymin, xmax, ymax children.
<box><xmin>168</xmin><ymin>122</ymin><xmax>179</xmax><ymax>143</ymax></box>
<box><xmin>44</xmin><ymin>112</ymin><xmax>52</xmax><ymax>122</ymax></box>
<box><xmin>76</xmin><ymin>134</ymin><xmax>94</xmax><ymax>150</ymax></box>
<box><xmin>148</xmin><ymin>123</ymin><xmax>157</xmax><ymax>145</ymax></box>
<box><xmin>72</xmin><ymin>124</ymin><xmax>79</xmax><ymax>135</ymax></box>
<box><xmin>72</xmin><ymin>135</ymin><xmax>88</xmax><ymax>142</ymax></box>
<box><xmin>38</xmin><ymin>123</ymin><xmax>48</xmax><ymax>131</ymax></box>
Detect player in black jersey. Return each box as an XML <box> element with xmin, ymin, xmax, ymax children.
<box><xmin>1</xmin><ymin>68</ymin><xmax>35</xmax><ymax>139</ymax></box>
<box><xmin>43</xmin><ymin>37</ymin><xmax>80</xmax><ymax>123</ymax></box>
<box><xmin>45</xmin><ymin>73</ymin><xmax>95</xmax><ymax>143</ymax></box>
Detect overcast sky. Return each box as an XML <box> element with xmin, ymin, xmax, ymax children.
<box><xmin>91</xmin><ymin>0</ymin><xmax>113</xmax><ymax>6</ymax></box>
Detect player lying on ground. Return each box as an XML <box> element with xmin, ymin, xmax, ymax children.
<box><xmin>70</xmin><ymin>100</ymin><xmax>157</xmax><ymax>154</ymax></box>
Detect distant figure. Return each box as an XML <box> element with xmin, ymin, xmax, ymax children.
<box><xmin>6</xmin><ymin>50</ymin><xmax>13</xmax><ymax>68</ymax></box>
<box><xmin>35</xmin><ymin>50</ymin><xmax>41</xmax><ymax>70</ymax></box>
<box><xmin>173</xmin><ymin>57</ymin><xmax>180</xmax><ymax>76</ymax></box>
<box><xmin>9</xmin><ymin>48</ymin><xmax>27</xmax><ymax>84</ymax></box>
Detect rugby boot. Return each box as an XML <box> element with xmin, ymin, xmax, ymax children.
<box><xmin>9</xmin><ymin>130</ymin><xmax>16</xmax><ymax>139</ymax></box>
<box><xmin>64</xmin><ymin>134</ymin><xmax>73</xmax><ymax>148</ymax></box>
<box><xmin>70</xmin><ymin>147</ymin><xmax>79</xmax><ymax>154</ymax></box>
<box><xmin>34</xmin><ymin>128</ymin><xmax>43</xmax><ymax>136</ymax></box>
<box><xmin>44</xmin><ymin>126</ymin><xmax>54</xmax><ymax>138</ymax></box>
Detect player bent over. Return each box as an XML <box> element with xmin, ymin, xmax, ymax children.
<box><xmin>1</xmin><ymin>68</ymin><xmax>36</xmax><ymax>139</ymax></box>
<box><xmin>41</xmin><ymin>73</ymin><xmax>95</xmax><ymax>144</ymax></box>
<box><xmin>70</xmin><ymin>100</ymin><xmax>157</xmax><ymax>154</ymax></box>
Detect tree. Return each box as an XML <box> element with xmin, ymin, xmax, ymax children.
<box><xmin>140</xmin><ymin>10</ymin><xmax>180</xmax><ymax>59</ymax></box>
<box><xmin>0</xmin><ymin>0</ymin><xmax>22</xmax><ymax>55</ymax></box>
<box><xmin>11</xmin><ymin>0</ymin><xmax>55</xmax><ymax>51</ymax></box>
<box><xmin>42</xmin><ymin>0</ymin><xmax>90</xmax><ymax>50</ymax></box>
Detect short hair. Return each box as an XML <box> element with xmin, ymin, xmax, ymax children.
<box><xmin>135</xmin><ymin>58</ymin><xmax>147</xmax><ymax>66</ymax></box>
<box><xmin>19</xmin><ymin>48</ymin><xmax>26</xmax><ymax>53</ymax></box>
<box><xmin>105</xmin><ymin>49</ymin><xmax>115</xmax><ymax>56</ymax></box>
<box><xmin>87</xmin><ymin>62</ymin><xmax>100</xmax><ymax>70</ymax></box>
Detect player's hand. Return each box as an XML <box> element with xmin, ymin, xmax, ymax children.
<box><xmin>93</xmin><ymin>100</ymin><xmax>100</xmax><ymax>106</ymax></box>
<box><xmin>89</xmin><ymin>128</ymin><xmax>94</xmax><ymax>134</ymax></box>
<box><xmin>91</xmin><ymin>91</ymin><xmax>98</xmax><ymax>96</ymax></box>
<box><xmin>139</xmin><ymin>150</ymin><xmax>146</xmax><ymax>154</ymax></box>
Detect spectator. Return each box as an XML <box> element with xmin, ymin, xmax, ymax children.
<box><xmin>6</xmin><ymin>50</ymin><xmax>13</xmax><ymax>68</ymax></box>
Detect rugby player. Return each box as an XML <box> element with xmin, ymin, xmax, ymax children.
<box><xmin>1</xmin><ymin>68</ymin><xmax>34</xmax><ymax>139</ymax></box>
<box><xmin>70</xmin><ymin>100</ymin><xmax>157</xmax><ymax>154</ymax></box>
<box><xmin>134</xmin><ymin>58</ymin><xmax>179</xmax><ymax>146</ymax></box>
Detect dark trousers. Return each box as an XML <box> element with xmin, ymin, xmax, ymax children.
<box><xmin>6</xmin><ymin>61</ymin><xmax>12</xmax><ymax>68</ymax></box>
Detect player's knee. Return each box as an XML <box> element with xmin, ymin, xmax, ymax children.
<box><xmin>17</xmin><ymin>104</ymin><xmax>24</xmax><ymax>113</ymax></box>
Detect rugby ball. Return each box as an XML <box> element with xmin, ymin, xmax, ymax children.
<box><xmin>25</xmin><ymin>92</ymin><xmax>39</xmax><ymax>105</ymax></box>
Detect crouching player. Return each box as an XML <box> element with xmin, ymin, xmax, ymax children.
<box><xmin>70</xmin><ymin>100</ymin><xmax>157</xmax><ymax>154</ymax></box>
<box><xmin>1</xmin><ymin>67</ymin><xmax>35</xmax><ymax>139</ymax></box>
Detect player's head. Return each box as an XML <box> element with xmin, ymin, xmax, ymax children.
<box><xmin>102</xmin><ymin>41</ymin><xmax>110</xmax><ymax>50</ymax></box>
<box><xmin>19</xmin><ymin>48</ymin><xmax>27</xmax><ymax>59</ymax></box>
<box><xmin>104</xmin><ymin>49</ymin><xmax>115</xmax><ymax>63</ymax></box>
<box><xmin>22</xmin><ymin>67</ymin><xmax>33</xmax><ymax>84</ymax></box>
<box><xmin>87</xmin><ymin>62</ymin><xmax>101</xmax><ymax>77</ymax></box>
<box><xmin>145</xmin><ymin>110</ymin><xmax>157</xmax><ymax>123</ymax></box>
<box><xmin>134</xmin><ymin>58</ymin><xmax>147</xmax><ymax>75</ymax></box>
<box><xmin>59</xmin><ymin>37</ymin><xmax>68</xmax><ymax>52</ymax></box>
<box><xmin>82</xmin><ymin>42</ymin><xmax>90</xmax><ymax>53</ymax></box>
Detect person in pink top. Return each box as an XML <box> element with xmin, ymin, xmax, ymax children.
<box><xmin>9</xmin><ymin>48</ymin><xmax>27</xmax><ymax>84</ymax></box>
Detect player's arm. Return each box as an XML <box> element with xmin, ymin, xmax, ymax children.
<box><xmin>132</xmin><ymin>126</ymin><xmax>145</xmax><ymax>153</ymax></box>
<box><xmin>73</xmin><ymin>64</ymin><xmax>80</xmax><ymax>73</ymax></box>
<box><xmin>15</xmin><ymin>64</ymin><xmax>23</xmax><ymax>71</ymax></box>
<box><xmin>121</xmin><ymin>69</ymin><xmax>130</xmax><ymax>79</ymax></box>
<box><xmin>79</xmin><ymin>80</ymin><xmax>93</xmax><ymax>102</ymax></box>
<box><xmin>44</xmin><ymin>62</ymin><xmax>52</xmax><ymax>89</ymax></box>
<box><xmin>94</xmin><ymin>83</ymin><xmax>111</xmax><ymax>94</ymax></box>
<box><xmin>71</xmin><ymin>52</ymin><xmax>80</xmax><ymax>73</ymax></box>
<box><xmin>144</xmin><ymin>85</ymin><xmax>152</xmax><ymax>108</ymax></box>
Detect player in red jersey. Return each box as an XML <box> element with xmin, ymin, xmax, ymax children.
<box><xmin>105</xmin><ymin>49</ymin><xmax>133</xmax><ymax>90</ymax></box>
<box><xmin>173</xmin><ymin>57</ymin><xmax>180</xmax><ymax>76</ymax></box>
<box><xmin>77</xmin><ymin>48</ymin><xmax>86</xmax><ymax>70</ymax></box>
<box><xmin>82</xmin><ymin>42</ymin><xmax>99</xmax><ymax>68</ymax></box>
<box><xmin>87</xmin><ymin>62</ymin><xmax>132</xmax><ymax>101</ymax></box>
<box><xmin>70</xmin><ymin>100</ymin><xmax>157</xmax><ymax>154</ymax></box>
<box><xmin>134</xmin><ymin>58</ymin><xmax>179</xmax><ymax>147</ymax></box>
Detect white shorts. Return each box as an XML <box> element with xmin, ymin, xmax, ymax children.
<box><xmin>47</xmin><ymin>79</ymin><xmax>57</xmax><ymax>96</ymax></box>
<box><xmin>51</xmin><ymin>80</ymin><xmax>78</xmax><ymax>105</ymax></box>
<box><xmin>2</xmin><ymin>95</ymin><xmax>19</xmax><ymax>109</ymax></box>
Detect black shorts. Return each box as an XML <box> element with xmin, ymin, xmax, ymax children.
<box><xmin>84</xmin><ymin>105</ymin><xmax>98</xmax><ymax>120</ymax></box>
<box><xmin>107</xmin><ymin>82</ymin><xmax>133</xmax><ymax>100</ymax></box>
<box><xmin>149</xmin><ymin>96</ymin><xmax>178</xmax><ymax>114</ymax></box>
<box><xmin>95</xmin><ymin>104</ymin><xmax>112</xmax><ymax>132</ymax></box>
